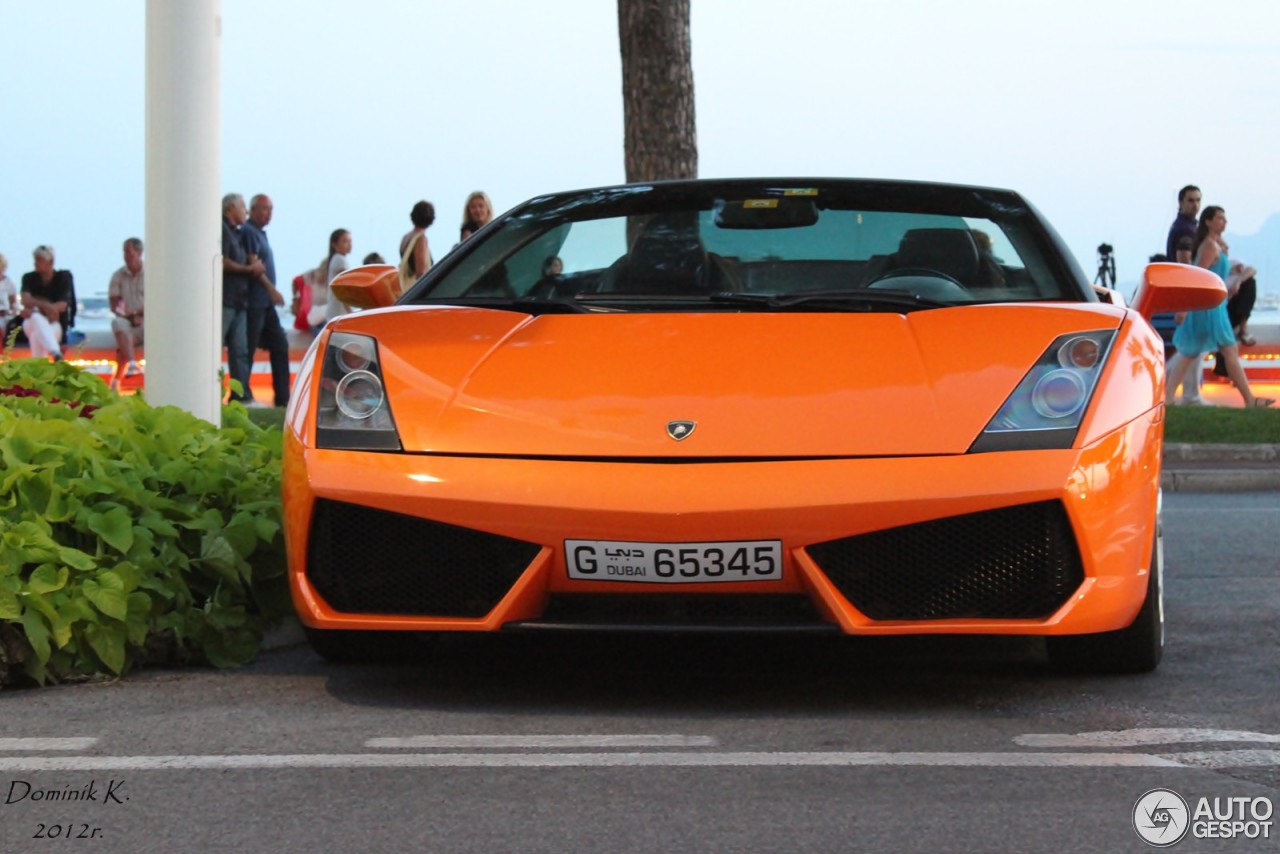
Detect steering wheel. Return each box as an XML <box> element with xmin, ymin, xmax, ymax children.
<box><xmin>867</xmin><ymin>267</ymin><xmax>965</xmax><ymax>288</ymax></box>
<box><xmin>526</xmin><ymin>277</ymin><xmax>556</xmax><ymax>300</ymax></box>
<box><xmin>706</xmin><ymin>252</ymin><xmax>741</xmax><ymax>291</ymax></box>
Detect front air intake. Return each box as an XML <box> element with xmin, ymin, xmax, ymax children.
<box><xmin>306</xmin><ymin>499</ymin><xmax>541</xmax><ymax>617</ymax></box>
<box><xmin>807</xmin><ymin>501</ymin><xmax>1084</xmax><ymax>621</ymax></box>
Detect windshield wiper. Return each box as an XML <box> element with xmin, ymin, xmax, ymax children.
<box><xmin>709</xmin><ymin>289</ymin><xmax>953</xmax><ymax>312</ymax></box>
<box><xmin>573</xmin><ymin>293</ymin><xmax>712</xmax><ymax>304</ymax></box>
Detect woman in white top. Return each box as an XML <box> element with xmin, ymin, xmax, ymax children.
<box><xmin>322</xmin><ymin>228</ymin><xmax>353</xmax><ymax>322</ymax></box>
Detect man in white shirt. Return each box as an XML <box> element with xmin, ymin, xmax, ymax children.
<box><xmin>108</xmin><ymin>238</ymin><xmax>145</xmax><ymax>390</ymax></box>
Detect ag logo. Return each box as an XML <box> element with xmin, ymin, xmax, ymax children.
<box><xmin>1133</xmin><ymin>788</ymin><xmax>1189</xmax><ymax>847</ymax></box>
<box><xmin>666</xmin><ymin>421</ymin><xmax>696</xmax><ymax>441</ymax></box>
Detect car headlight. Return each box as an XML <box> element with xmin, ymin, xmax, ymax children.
<box><xmin>316</xmin><ymin>332</ymin><xmax>401</xmax><ymax>450</ymax></box>
<box><xmin>970</xmin><ymin>330</ymin><xmax>1116</xmax><ymax>453</ymax></box>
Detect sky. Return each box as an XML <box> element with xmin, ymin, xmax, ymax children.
<box><xmin>3</xmin><ymin>0</ymin><xmax>1279</xmax><ymax>302</ymax></box>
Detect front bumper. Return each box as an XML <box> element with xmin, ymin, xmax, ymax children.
<box><xmin>283</xmin><ymin>412</ymin><xmax>1162</xmax><ymax>636</ymax></box>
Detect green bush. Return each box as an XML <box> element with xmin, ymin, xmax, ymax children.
<box><xmin>0</xmin><ymin>357</ymin><xmax>290</xmax><ymax>687</ymax></box>
<box><xmin>1164</xmin><ymin>404</ymin><xmax>1280</xmax><ymax>444</ymax></box>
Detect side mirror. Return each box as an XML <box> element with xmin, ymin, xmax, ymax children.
<box><xmin>328</xmin><ymin>264</ymin><xmax>401</xmax><ymax>310</ymax></box>
<box><xmin>1129</xmin><ymin>262</ymin><xmax>1225</xmax><ymax>321</ymax></box>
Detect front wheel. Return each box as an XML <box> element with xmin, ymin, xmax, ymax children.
<box><xmin>1046</xmin><ymin>521</ymin><xmax>1164</xmax><ymax>674</ymax></box>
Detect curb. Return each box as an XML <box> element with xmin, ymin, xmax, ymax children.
<box><xmin>1161</xmin><ymin>444</ymin><xmax>1280</xmax><ymax>492</ymax></box>
<box><xmin>1163</xmin><ymin>443</ymin><xmax>1280</xmax><ymax>463</ymax></box>
<box><xmin>1161</xmin><ymin>469</ymin><xmax>1280</xmax><ymax>493</ymax></box>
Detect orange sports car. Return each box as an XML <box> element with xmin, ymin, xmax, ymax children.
<box><xmin>282</xmin><ymin>178</ymin><xmax>1224</xmax><ymax>672</ymax></box>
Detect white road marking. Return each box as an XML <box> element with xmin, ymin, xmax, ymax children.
<box><xmin>0</xmin><ymin>751</ymin><xmax>1245</xmax><ymax>771</ymax></box>
<box><xmin>1170</xmin><ymin>750</ymin><xmax>1280</xmax><ymax>768</ymax></box>
<box><xmin>1016</xmin><ymin>728</ymin><xmax>1280</xmax><ymax>748</ymax></box>
<box><xmin>366</xmin><ymin>734</ymin><xmax>718</xmax><ymax>749</ymax></box>
<box><xmin>0</xmin><ymin>738</ymin><xmax>97</xmax><ymax>751</ymax></box>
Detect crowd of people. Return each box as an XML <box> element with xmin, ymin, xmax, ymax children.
<box><xmin>1159</xmin><ymin>184</ymin><xmax>1272</xmax><ymax>409</ymax></box>
<box><xmin>3</xmin><ymin>189</ymin><xmax>496</xmax><ymax>406</ymax></box>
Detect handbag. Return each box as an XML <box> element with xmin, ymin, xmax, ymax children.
<box><xmin>399</xmin><ymin>232</ymin><xmax>432</xmax><ymax>294</ymax></box>
<box><xmin>292</xmin><ymin>273</ymin><xmax>313</xmax><ymax>332</ymax></box>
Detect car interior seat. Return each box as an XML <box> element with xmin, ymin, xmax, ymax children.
<box><xmin>892</xmin><ymin>228</ymin><xmax>981</xmax><ymax>285</ymax></box>
<box><xmin>604</xmin><ymin>212</ymin><xmax>711</xmax><ymax>295</ymax></box>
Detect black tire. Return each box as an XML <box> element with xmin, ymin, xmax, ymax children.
<box><xmin>304</xmin><ymin>627</ymin><xmax>437</xmax><ymax>664</ymax></box>
<box><xmin>1046</xmin><ymin>521</ymin><xmax>1164</xmax><ymax>674</ymax></box>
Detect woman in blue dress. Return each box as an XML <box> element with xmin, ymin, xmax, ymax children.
<box><xmin>1165</xmin><ymin>206</ymin><xmax>1274</xmax><ymax>408</ymax></box>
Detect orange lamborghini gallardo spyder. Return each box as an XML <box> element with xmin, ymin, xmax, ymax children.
<box><xmin>282</xmin><ymin>179</ymin><xmax>1224</xmax><ymax>672</ymax></box>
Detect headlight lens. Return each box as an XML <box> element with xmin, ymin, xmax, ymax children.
<box><xmin>1030</xmin><ymin>369</ymin><xmax>1086</xmax><ymax>419</ymax></box>
<box><xmin>335</xmin><ymin>336</ymin><xmax>375</xmax><ymax>373</ymax></box>
<box><xmin>970</xmin><ymin>329</ymin><xmax>1115</xmax><ymax>453</ymax></box>
<box><xmin>317</xmin><ymin>332</ymin><xmax>400</xmax><ymax>450</ymax></box>
<box><xmin>1058</xmin><ymin>335</ymin><xmax>1100</xmax><ymax>369</ymax></box>
<box><xmin>334</xmin><ymin>370</ymin><xmax>385</xmax><ymax>420</ymax></box>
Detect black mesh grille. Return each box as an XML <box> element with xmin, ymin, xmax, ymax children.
<box><xmin>306</xmin><ymin>499</ymin><xmax>541</xmax><ymax>617</ymax></box>
<box><xmin>532</xmin><ymin>595</ymin><xmax>829</xmax><ymax>629</ymax></box>
<box><xmin>806</xmin><ymin>501</ymin><xmax>1084</xmax><ymax>621</ymax></box>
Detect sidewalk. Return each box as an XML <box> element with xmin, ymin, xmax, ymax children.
<box><xmin>1162</xmin><ymin>443</ymin><xmax>1280</xmax><ymax>492</ymax></box>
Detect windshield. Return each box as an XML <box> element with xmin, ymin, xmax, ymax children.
<box><xmin>413</xmin><ymin>181</ymin><xmax>1085</xmax><ymax>311</ymax></box>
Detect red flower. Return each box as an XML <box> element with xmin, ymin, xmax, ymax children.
<box><xmin>0</xmin><ymin>385</ymin><xmax>96</xmax><ymax>417</ymax></box>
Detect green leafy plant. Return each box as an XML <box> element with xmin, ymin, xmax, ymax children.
<box><xmin>0</xmin><ymin>357</ymin><xmax>290</xmax><ymax>687</ymax></box>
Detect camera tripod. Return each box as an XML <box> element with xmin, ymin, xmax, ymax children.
<box><xmin>1094</xmin><ymin>243</ymin><xmax>1116</xmax><ymax>289</ymax></box>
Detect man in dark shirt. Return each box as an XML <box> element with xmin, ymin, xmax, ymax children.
<box><xmin>1166</xmin><ymin>185</ymin><xmax>1200</xmax><ymax>263</ymax></box>
<box><xmin>20</xmin><ymin>244</ymin><xmax>75</xmax><ymax>360</ymax></box>
<box><xmin>240</xmin><ymin>194</ymin><xmax>290</xmax><ymax>408</ymax></box>
<box><xmin>1165</xmin><ymin>185</ymin><xmax>1203</xmax><ymax>403</ymax></box>
<box><xmin>221</xmin><ymin>193</ymin><xmax>264</xmax><ymax>403</ymax></box>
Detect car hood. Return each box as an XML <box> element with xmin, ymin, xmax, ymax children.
<box><xmin>337</xmin><ymin>303</ymin><xmax>1124</xmax><ymax>457</ymax></box>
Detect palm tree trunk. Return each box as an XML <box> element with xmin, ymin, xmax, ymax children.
<box><xmin>617</xmin><ymin>0</ymin><xmax>698</xmax><ymax>183</ymax></box>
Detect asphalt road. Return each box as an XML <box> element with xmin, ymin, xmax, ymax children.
<box><xmin>1</xmin><ymin>491</ymin><xmax>1277</xmax><ymax>853</ymax></box>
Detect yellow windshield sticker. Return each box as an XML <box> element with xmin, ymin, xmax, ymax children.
<box><xmin>744</xmin><ymin>199</ymin><xmax>779</xmax><ymax>209</ymax></box>
<box><xmin>784</xmin><ymin>188</ymin><xmax>818</xmax><ymax>196</ymax></box>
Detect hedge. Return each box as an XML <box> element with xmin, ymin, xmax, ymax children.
<box><xmin>0</xmin><ymin>356</ymin><xmax>290</xmax><ymax>687</ymax></box>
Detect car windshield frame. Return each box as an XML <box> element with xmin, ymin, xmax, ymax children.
<box><xmin>404</xmin><ymin>178</ymin><xmax>1094</xmax><ymax>312</ymax></box>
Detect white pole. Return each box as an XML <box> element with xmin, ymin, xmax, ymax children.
<box><xmin>144</xmin><ymin>0</ymin><xmax>222</xmax><ymax>423</ymax></box>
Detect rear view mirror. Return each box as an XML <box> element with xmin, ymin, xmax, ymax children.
<box><xmin>715</xmin><ymin>197</ymin><xmax>819</xmax><ymax>229</ymax></box>
<box><xmin>1130</xmin><ymin>262</ymin><xmax>1225</xmax><ymax>320</ymax></box>
<box><xmin>328</xmin><ymin>264</ymin><xmax>401</xmax><ymax>310</ymax></box>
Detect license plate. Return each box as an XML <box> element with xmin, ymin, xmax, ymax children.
<box><xmin>565</xmin><ymin>539</ymin><xmax>783</xmax><ymax>583</ymax></box>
